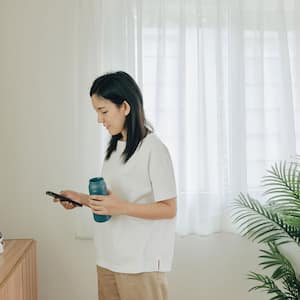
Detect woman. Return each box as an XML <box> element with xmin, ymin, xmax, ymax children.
<box><xmin>55</xmin><ymin>71</ymin><xmax>177</xmax><ymax>300</ymax></box>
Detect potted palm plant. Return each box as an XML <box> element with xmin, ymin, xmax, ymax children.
<box><xmin>232</xmin><ymin>157</ymin><xmax>300</xmax><ymax>299</ymax></box>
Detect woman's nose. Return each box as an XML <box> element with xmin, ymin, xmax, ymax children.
<box><xmin>98</xmin><ymin>114</ymin><xmax>104</xmax><ymax>123</ymax></box>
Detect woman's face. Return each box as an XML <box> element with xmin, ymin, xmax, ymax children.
<box><xmin>91</xmin><ymin>95</ymin><xmax>130</xmax><ymax>139</ymax></box>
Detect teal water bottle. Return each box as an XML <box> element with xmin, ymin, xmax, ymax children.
<box><xmin>89</xmin><ymin>177</ymin><xmax>111</xmax><ymax>222</ymax></box>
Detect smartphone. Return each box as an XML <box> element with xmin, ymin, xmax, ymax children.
<box><xmin>46</xmin><ymin>191</ymin><xmax>82</xmax><ymax>207</ymax></box>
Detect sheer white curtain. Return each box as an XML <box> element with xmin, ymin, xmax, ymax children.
<box><xmin>74</xmin><ymin>0</ymin><xmax>300</xmax><ymax>237</ymax></box>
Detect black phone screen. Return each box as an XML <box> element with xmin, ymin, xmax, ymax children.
<box><xmin>45</xmin><ymin>191</ymin><xmax>82</xmax><ymax>207</ymax></box>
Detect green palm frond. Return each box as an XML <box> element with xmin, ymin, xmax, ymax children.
<box><xmin>258</xmin><ymin>243</ymin><xmax>300</xmax><ymax>299</ymax></box>
<box><xmin>282</xmin><ymin>278</ymin><xmax>300</xmax><ymax>300</ymax></box>
<box><xmin>248</xmin><ymin>272</ymin><xmax>289</xmax><ymax>300</ymax></box>
<box><xmin>232</xmin><ymin>193</ymin><xmax>300</xmax><ymax>245</ymax></box>
<box><xmin>232</xmin><ymin>157</ymin><xmax>300</xmax><ymax>299</ymax></box>
<box><xmin>263</xmin><ymin>161</ymin><xmax>300</xmax><ymax>214</ymax></box>
<box><xmin>281</xmin><ymin>215</ymin><xmax>300</xmax><ymax>228</ymax></box>
<box><xmin>259</xmin><ymin>243</ymin><xmax>296</xmax><ymax>280</ymax></box>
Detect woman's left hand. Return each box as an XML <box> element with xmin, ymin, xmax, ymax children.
<box><xmin>88</xmin><ymin>191</ymin><xmax>128</xmax><ymax>216</ymax></box>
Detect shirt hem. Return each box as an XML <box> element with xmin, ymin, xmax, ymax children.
<box><xmin>96</xmin><ymin>260</ymin><xmax>172</xmax><ymax>274</ymax></box>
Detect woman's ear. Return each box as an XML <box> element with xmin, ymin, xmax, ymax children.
<box><xmin>123</xmin><ymin>100</ymin><xmax>131</xmax><ymax>116</ymax></box>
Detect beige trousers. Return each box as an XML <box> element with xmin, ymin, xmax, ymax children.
<box><xmin>97</xmin><ymin>266</ymin><xmax>168</xmax><ymax>300</ymax></box>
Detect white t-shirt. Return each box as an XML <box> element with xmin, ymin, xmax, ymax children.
<box><xmin>93</xmin><ymin>133</ymin><xmax>177</xmax><ymax>273</ymax></box>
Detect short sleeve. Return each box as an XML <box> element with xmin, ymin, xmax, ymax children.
<box><xmin>149</xmin><ymin>141</ymin><xmax>177</xmax><ymax>202</ymax></box>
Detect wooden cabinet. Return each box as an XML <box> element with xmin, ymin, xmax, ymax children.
<box><xmin>0</xmin><ymin>239</ymin><xmax>38</xmax><ymax>300</ymax></box>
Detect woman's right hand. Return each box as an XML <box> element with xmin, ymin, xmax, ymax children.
<box><xmin>53</xmin><ymin>190</ymin><xmax>86</xmax><ymax>210</ymax></box>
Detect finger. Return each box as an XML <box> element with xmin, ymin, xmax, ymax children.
<box><xmin>89</xmin><ymin>196</ymin><xmax>103</xmax><ymax>201</ymax></box>
<box><xmin>90</xmin><ymin>204</ymin><xmax>104</xmax><ymax>210</ymax></box>
<box><xmin>68</xmin><ymin>202</ymin><xmax>76</xmax><ymax>209</ymax></box>
<box><xmin>61</xmin><ymin>201</ymin><xmax>70</xmax><ymax>209</ymax></box>
<box><xmin>88</xmin><ymin>200</ymin><xmax>103</xmax><ymax>207</ymax></box>
<box><xmin>89</xmin><ymin>199</ymin><xmax>102</xmax><ymax>204</ymax></box>
<box><xmin>65</xmin><ymin>202</ymin><xmax>72</xmax><ymax>209</ymax></box>
<box><xmin>93</xmin><ymin>209</ymin><xmax>106</xmax><ymax>214</ymax></box>
<box><xmin>63</xmin><ymin>202</ymin><xmax>75</xmax><ymax>209</ymax></box>
<box><xmin>61</xmin><ymin>202</ymin><xmax>69</xmax><ymax>208</ymax></box>
<box><xmin>90</xmin><ymin>204</ymin><xmax>101</xmax><ymax>210</ymax></box>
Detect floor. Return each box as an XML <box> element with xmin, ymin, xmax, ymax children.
<box><xmin>168</xmin><ymin>233</ymin><xmax>269</xmax><ymax>300</ymax></box>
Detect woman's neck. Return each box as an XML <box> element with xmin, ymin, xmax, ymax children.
<box><xmin>121</xmin><ymin>129</ymin><xmax>127</xmax><ymax>141</ymax></box>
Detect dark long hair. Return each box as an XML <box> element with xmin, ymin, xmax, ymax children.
<box><xmin>90</xmin><ymin>71</ymin><xmax>153</xmax><ymax>163</ymax></box>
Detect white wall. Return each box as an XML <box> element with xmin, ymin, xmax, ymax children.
<box><xmin>0</xmin><ymin>1</ymin><xmax>267</xmax><ymax>299</ymax></box>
